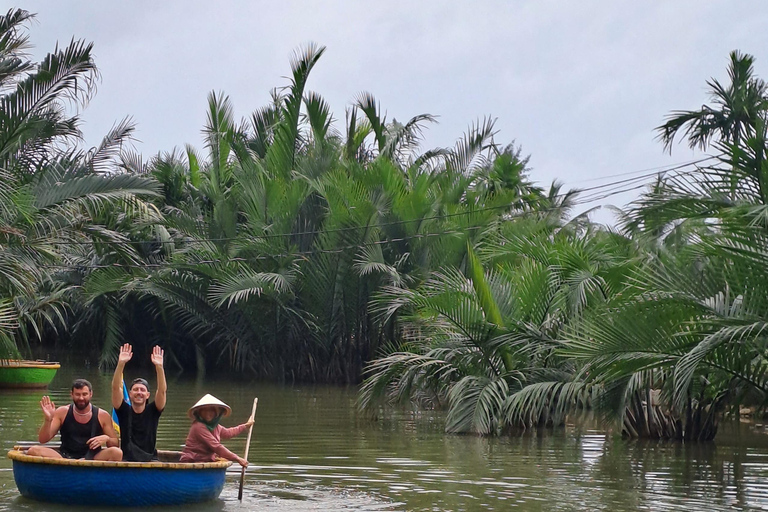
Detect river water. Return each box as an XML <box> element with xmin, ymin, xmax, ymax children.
<box><xmin>2</xmin><ymin>366</ymin><xmax>768</xmax><ymax>511</ymax></box>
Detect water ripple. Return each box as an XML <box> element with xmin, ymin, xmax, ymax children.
<box><xmin>3</xmin><ymin>375</ymin><xmax>768</xmax><ymax>510</ymax></box>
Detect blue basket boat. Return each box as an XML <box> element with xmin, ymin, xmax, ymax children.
<box><xmin>8</xmin><ymin>447</ymin><xmax>232</xmax><ymax>507</ymax></box>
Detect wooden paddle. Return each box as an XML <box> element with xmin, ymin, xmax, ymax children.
<box><xmin>238</xmin><ymin>397</ymin><xmax>258</xmax><ymax>501</ymax></box>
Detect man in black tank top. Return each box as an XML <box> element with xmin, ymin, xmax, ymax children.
<box><xmin>27</xmin><ymin>379</ymin><xmax>122</xmax><ymax>460</ymax></box>
<box><xmin>112</xmin><ymin>344</ymin><xmax>167</xmax><ymax>461</ymax></box>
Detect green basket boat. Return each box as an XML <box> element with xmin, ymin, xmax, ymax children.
<box><xmin>0</xmin><ymin>360</ymin><xmax>60</xmax><ymax>389</ymax></box>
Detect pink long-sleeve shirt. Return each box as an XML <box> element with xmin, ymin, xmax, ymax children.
<box><xmin>179</xmin><ymin>421</ymin><xmax>249</xmax><ymax>463</ymax></box>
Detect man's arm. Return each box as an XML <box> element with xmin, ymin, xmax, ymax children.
<box><xmin>151</xmin><ymin>346</ymin><xmax>167</xmax><ymax>411</ymax></box>
<box><xmin>112</xmin><ymin>343</ymin><xmax>133</xmax><ymax>409</ymax></box>
<box><xmin>37</xmin><ymin>398</ymin><xmax>63</xmax><ymax>444</ymax></box>
<box><xmin>98</xmin><ymin>409</ymin><xmax>120</xmax><ymax>448</ymax></box>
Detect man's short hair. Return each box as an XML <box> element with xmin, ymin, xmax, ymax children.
<box><xmin>71</xmin><ymin>379</ymin><xmax>92</xmax><ymax>392</ymax></box>
<box><xmin>130</xmin><ymin>378</ymin><xmax>149</xmax><ymax>391</ymax></box>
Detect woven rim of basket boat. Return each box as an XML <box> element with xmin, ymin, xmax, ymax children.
<box><xmin>7</xmin><ymin>448</ymin><xmax>232</xmax><ymax>469</ymax></box>
<box><xmin>0</xmin><ymin>360</ymin><xmax>60</xmax><ymax>369</ymax></box>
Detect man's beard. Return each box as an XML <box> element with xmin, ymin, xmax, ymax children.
<box><xmin>74</xmin><ymin>398</ymin><xmax>90</xmax><ymax>411</ymax></box>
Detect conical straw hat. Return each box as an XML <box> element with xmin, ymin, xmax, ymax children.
<box><xmin>188</xmin><ymin>393</ymin><xmax>231</xmax><ymax>418</ymax></box>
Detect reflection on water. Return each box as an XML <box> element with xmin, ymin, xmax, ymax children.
<box><xmin>2</xmin><ymin>366</ymin><xmax>768</xmax><ymax>511</ymax></box>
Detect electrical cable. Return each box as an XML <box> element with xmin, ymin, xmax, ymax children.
<box><xmin>19</xmin><ymin>156</ymin><xmax>723</xmax><ymax>270</ymax></box>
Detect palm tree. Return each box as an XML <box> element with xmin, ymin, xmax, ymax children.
<box><xmin>541</xmin><ymin>51</ymin><xmax>768</xmax><ymax>441</ymax></box>
<box><xmin>133</xmin><ymin>43</ymin><xmax>558</xmax><ymax>382</ymax></box>
<box><xmin>657</xmin><ymin>50</ymin><xmax>768</xmax><ymax>153</ymax></box>
<box><xmin>135</xmin><ymin>49</ymin><xmax>325</xmax><ymax>377</ymax></box>
<box><xmin>0</xmin><ymin>9</ymin><xmax>161</xmax><ymax>359</ymax></box>
<box><xmin>359</xmin><ymin>218</ymin><xmax>634</xmax><ymax>434</ymax></box>
<box><xmin>0</xmin><ymin>9</ymin><xmax>99</xmax><ymax>183</ymax></box>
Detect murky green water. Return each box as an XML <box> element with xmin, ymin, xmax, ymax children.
<box><xmin>2</xmin><ymin>365</ymin><xmax>768</xmax><ymax>511</ymax></box>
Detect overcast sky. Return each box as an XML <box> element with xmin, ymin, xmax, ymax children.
<box><xmin>19</xmin><ymin>1</ymin><xmax>768</xmax><ymax>223</ymax></box>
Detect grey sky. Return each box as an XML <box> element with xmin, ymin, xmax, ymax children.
<box><xmin>19</xmin><ymin>1</ymin><xmax>768</xmax><ymax>223</ymax></box>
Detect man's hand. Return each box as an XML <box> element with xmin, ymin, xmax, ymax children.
<box><xmin>236</xmin><ymin>456</ymin><xmax>249</xmax><ymax>468</ymax></box>
<box><xmin>245</xmin><ymin>418</ymin><xmax>255</xmax><ymax>428</ymax></box>
<box><xmin>87</xmin><ymin>434</ymin><xmax>110</xmax><ymax>450</ymax></box>
<box><xmin>152</xmin><ymin>345</ymin><xmax>167</xmax><ymax>411</ymax></box>
<box><xmin>118</xmin><ymin>343</ymin><xmax>133</xmax><ymax>365</ymax></box>
<box><xmin>151</xmin><ymin>345</ymin><xmax>164</xmax><ymax>367</ymax></box>
<box><xmin>40</xmin><ymin>396</ymin><xmax>56</xmax><ymax>421</ymax></box>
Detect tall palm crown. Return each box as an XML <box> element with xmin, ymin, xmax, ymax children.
<box><xmin>0</xmin><ymin>9</ymin><xmax>160</xmax><ymax>358</ymax></box>
<box><xmin>657</xmin><ymin>50</ymin><xmax>768</xmax><ymax>153</ymax></box>
<box><xmin>128</xmin><ymin>44</ymin><xmax>553</xmax><ymax>381</ymax></box>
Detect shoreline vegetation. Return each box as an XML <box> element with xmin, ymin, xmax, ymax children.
<box><xmin>2</xmin><ymin>8</ymin><xmax>768</xmax><ymax>441</ymax></box>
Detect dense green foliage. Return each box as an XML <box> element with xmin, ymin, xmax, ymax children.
<box><xmin>4</xmin><ymin>9</ymin><xmax>768</xmax><ymax>441</ymax></box>
<box><xmin>0</xmin><ymin>9</ymin><xmax>159</xmax><ymax>359</ymax></box>
<box><xmin>0</xmin><ymin>11</ymin><xmax>553</xmax><ymax>382</ymax></box>
<box><xmin>361</xmin><ymin>50</ymin><xmax>768</xmax><ymax>441</ymax></box>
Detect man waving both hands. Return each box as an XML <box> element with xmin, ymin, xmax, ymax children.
<box><xmin>112</xmin><ymin>344</ymin><xmax>167</xmax><ymax>461</ymax></box>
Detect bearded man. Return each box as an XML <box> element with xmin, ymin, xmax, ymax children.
<box><xmin>27</xmin><ymin>379</ymin><xmax>122</xmax><ymax>460</ymax></box>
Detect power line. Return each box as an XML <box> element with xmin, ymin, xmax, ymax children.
<box><xmin>573</xmin><ymin>158</ymin><xmax>715</xmax><ymax>204</ymax></box>
<box><xmin>41</xmin><ymin>156</ymin><xmax>711</xmax><ymax>248</ymax></box>
<box><xmin>39</xmin><ymin>225</ymin><xmax>493</xmax><ymax>270</ymax></box>
<box><xmin>36</xmin><ymin>157</ymin><xmax>711</xmax><ymax>270</ymax></box>
<box><xmin>579</xmin><ymin>182</ymin><xmax>660</xmax><ymax>204</ymax></box>
<box><xmin>570</xmin><ymin>158</ymin><xmax>711</xmax><ymax>195</ymax></box>
<box><xmin>563</xmin><ymin>156</ymin><xmax>716</xmax><ymax>185</ymax></box>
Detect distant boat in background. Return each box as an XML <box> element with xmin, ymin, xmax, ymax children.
<box><xmin>0</xmin><ymin>360</ymin><xmax>60</xmax><ymax>388</ymax></box>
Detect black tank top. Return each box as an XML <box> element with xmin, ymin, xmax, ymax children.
<box><xmin>60</xmin><ymin>405</ymin><xmax>103</xmax><ymax>459</ymax></box>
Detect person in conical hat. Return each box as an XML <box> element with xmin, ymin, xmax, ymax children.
<box><xmin>187</xmin><ymin>394</ymin><xmax>231</xmax><ymax>418</ymax></box>
<box><xmin>179</xmin><ymin>394</ymin><xmax>253</xmax><ymax>466</ymax></box>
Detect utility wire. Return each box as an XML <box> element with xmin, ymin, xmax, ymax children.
<box><xmin>575</xmin><ymin>158</ymin><xmax>715</xmax><ymax>203</ymax></box>
<box><xmin>17</xmin><ymin>155</ymin><xmax>720</xmax><ymax>275</ymax></box>
<box><xmin>39</xmin><ymin>157</ymin><xmax>710</xmax><ymax>270</ymax></box>
<box><xmin>569</xmin><ymin>158</ymin><xmax>710</xmax><ymax>195</ymax></box>
<box><xmin>39</xmin><ymin>225</ymin><xmax>492</xmax><ymax>270</ymax></box>
<box><xmin>41</xmin><ymin>156</ymin><xmax>712</xmax><ymax>247</ymax></box>
<box><xmin>563</xmin><ymin>156</ymin><xmax>716</xmax><ymax>185</ymax></box>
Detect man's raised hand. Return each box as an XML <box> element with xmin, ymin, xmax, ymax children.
<box><xmin>151</xmin><ymin>345</ymin><xmax>164</xmax><ymax>367</ymax></box>
<box><xmin>40</xmin><ymin>396</ymin><xmax>56</xmax><ymax>421</ymax></box>
<box><xmin>118</xmin><ymin>343</ymin><xmax>133</xmax><ymax>364</ymax></box>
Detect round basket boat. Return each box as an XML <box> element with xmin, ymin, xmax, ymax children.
<box><xmin>8</xmin><ymin>447</ymin><xmax>233</xmax><ymax>507</ymax></box>
<box><xmin>0</xmin><ymin>360</ymin><xmax>60</xmax><ymax>388</ymax></box>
